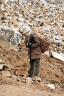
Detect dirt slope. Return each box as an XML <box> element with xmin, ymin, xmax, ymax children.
<box><xmin>0</xmin><ymin>84</ymin><xmax>64</xmax><ymax>96</ymax></box>
<box><xmin>0</xmin><ymin>44</ymin><xmax>64</xmax><ymax>88</ymax></box>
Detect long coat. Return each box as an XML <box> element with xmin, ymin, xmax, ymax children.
<box><xmin>25</xmin><ymin>34</ymin><xmax>41</xmax><ymax>59</ymax></box>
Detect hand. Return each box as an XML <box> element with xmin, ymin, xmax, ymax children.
<box><xmin>28</xmin><ymin>43</ymin><xmax>32</xmax><ymax>47</ymax></box>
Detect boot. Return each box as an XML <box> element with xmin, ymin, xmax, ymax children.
<box><xmin>32</xmin><ymin>76</ymin><xmax>41</xmax><ymax>82</ymax></box>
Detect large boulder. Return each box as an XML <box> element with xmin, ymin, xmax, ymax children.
<box><xmin>0</xmin><ymin>26</ymin><xmax>22</xmax><ymax>51</ymax></box>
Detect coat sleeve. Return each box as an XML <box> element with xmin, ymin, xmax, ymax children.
<box><xmin>31</xmin><ymin>37</ymin><xmax>40</xmax><ymax>48</ymax></box>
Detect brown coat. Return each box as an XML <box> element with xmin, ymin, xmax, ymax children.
<box><xmin>25</xmin><ymin>34</ymin><xmax>41</xmax><ymax>59</ymax></box>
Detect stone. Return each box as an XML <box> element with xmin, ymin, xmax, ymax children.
<box><xmin>62</xmin><ymin>24</ymin><xmax>64</xmax><ymax>28</ymax></box>
<box><xmin>1</xmin><ymin>70</ymin><xmax>11</xmax><ymax>77</ymax></box>
<box><xmin>47</xmin><ymin>84</ymin><xmax>55</xmax><ymax>89</ymax></box>
<box><xmin>11</xmin><ymin>75</ymin><xmax>18</xmax><ymax>80</ymax></box>
<box><xmin>26</xmin><ymin>77</ymin><xmax>32</xmax><ymax>85</ymax></box>
<box><xmin>0</xmin><ymin>0</ymin><xmax>64</xmax><ymax>83</ymax></box>
<box><xmin>32</xmin><ymin>77</ymin><xmax>41</xmax><ymax>82</ymax></box>
<box><xmin>0</xmin><ymin>4</ymin><xmax>5</xmax><ymax>11</ymax></box>
<box><xmin>0</xmin><ymin>58</ymin><xmax>4</xmax><ymax>64</ymax></box>
<box><xmin>0</xmin><ymin>64</ymin><xmax>5</xmax><ymax>70</ymax></box>
<box><xmin>0</xmin><ymin>0</ymin><xmax>8</xmax><ymax>4</ymax></box>
<box><xmin>0</xmin><ymin>64</ymin><xmax>9</xmax><ymax>70</ymax></box>
<box><xmin>40</xmin><ymin>0</ymin><xmax>48</xmax><ymax>7</ymax></box>
<box><xmin>51</xmin><ymin>51</ymin><xmax>64</xmax><ymax>61</ymax></box>
<box><xmin>0</xmin><ymin>26</ymin><xmax>22</xmax><ymax>51</ymax></box>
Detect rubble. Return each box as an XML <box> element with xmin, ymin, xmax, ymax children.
<box><xmin>47</xmin><ymin>84</ymin><xmax>55</xmax><ymax>89</ymax></box>
<box><xmin>26</xmin><ymin>77</ymin><xmax>32</xmax><ymax>85</ymax></box>
<box><xmin>0</xmin><ymin>0</ymin><xmax>64</xmax><ymax>92</ymax></box>
<box><xmin>0</xmin><ymin>58</ymin><xmax>4</xmax><ymax>64</ymax></box>
<box><xmin>0</xmin><ymin>0</ymin><xmax>8</xmax><ymax>4</ymax></box>
<box><xmin>1</xmin><ymin>70</ymin><xmax>11</xmax><ymax>77</ymax></box>
<box><xmin>0</xmin><ymin>0</ymin><xmax>63</xmax><ymax>54</ymax></box>
<box><xmin>0</xmin><ymin>4</ymin><xmax>5</xmax><ymax>11</ymax></box>
<box><xmin>0</xmin><ymin>64</ymin><xmax>8</xmax><ymax>70</ymax></box>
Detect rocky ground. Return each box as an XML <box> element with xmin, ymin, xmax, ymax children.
<box><xmin>0</xmin><ymin>84</ymin><xmax>64</xmax><ymax>96</ymax></box>
<box><xmin>0</xmin><ymin>44</ymin><xmax>64</xmax><ymax>96</ymax></box>
<box><xmin>0</xmin><ymin>0</ymin><xmax>64</xmax><ymax>96</ymax></box>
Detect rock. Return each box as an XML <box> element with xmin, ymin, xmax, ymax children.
<box><xmin>11</xmin><ymin>75</ymin><xmax>18</xmax><ymax>80</ymax></box>
<box><xmin>62</xmin><ymin>24</ymin><xmax>64</xmax><ymax>28</ymax></box>
<box><xmin>0</xmin><ymin>64</ymin><xmax>8</xmax><ymax>70</ymax></box>
<box><xmin>40</xmin><ymin>0</ymin><xmax>48</xmax><ymax>7</ymax></box>
<box><xmin>0</xmin><ymin>0</ymin><xmax>64</xmax><ymax>85</ymax></box>
<box><xmin>1</xmin><ymin>70</ymin><xmax>11</xmax><ymax>77</ymax></box>
<box><xmin>26</xmin><ymin>77</ymin><xmax>32</xmax><ymax>85</ymax></box>
<box><xmin>11</xmin><ymin>75</ymin><xmax>24</xmax><ymax>82</ymax></box>
<box><xmin>0</xmin><ymin>58</ymin><xmax>4</xmax><ymax>64</ymax></box>
<box><xmin>33</xmin><ymin>77</ymin><xmax>41</xmax><ymax>82</ymax></box>
<box><xmin>51</xmin><ymin>51</ymin><xmax>64</xmax><ymax>61</ymax></box>
<box><xmin>0</xmin><ymin>0</ymin><xmax>8</xmax><ymax>4</ymax></box>
<box><xmin>45</xmin><ymin>50</ymin><xmax>64</xmax><ymax>61</ymax></box>
<box><xmin>47</xmin><ymin>84</ymin><xmax>55</xmax><ymax>89</ymax></box>
<box><xmin>16</xmin><ymin>76</ymin><xmax>21</xmax><ymax>81</ymax></box>
<box><xmin>0</xmin><ymin>64</ymin><xmax>5</xmax><ymax>70</ymax></box>
<box><xmin>0</xmin><ymin>4</ymin><xmax>5</xmax><ymax>11</ymax></box>
<box><xmin>0</xmin><ymin>26</ymin><xmax>22</xmax><ymax>51</ymax></box>
<box><xmin>20</xmin><ymin>0</ymin><xmax>31</xmax><ymax>4</ymax></box>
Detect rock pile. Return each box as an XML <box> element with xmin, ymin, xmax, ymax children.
<box><xmin>0</xmin><ymin>0</ymin><xmax>64</xmax><ymax>53</ymax></box>
<box><xmin>0</xmin><ymin>45</ymin><xmax>29</xmax><ymax>79</ymax></box>
<box><xmin>0</xmin><ymin>0</ymin><xmax>64</xmax><ymax>87</ymax></box>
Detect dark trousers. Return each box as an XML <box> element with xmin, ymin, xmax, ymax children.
<box><xmin>28</xmin><ymin>59</ymin><xmax>40</xmax><ymax>77</ymax></box>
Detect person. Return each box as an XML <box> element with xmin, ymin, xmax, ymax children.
<box><xmin>25</xmin><ymin>33</ymin><xmax>42</xmax><ymax>81</ymax></box>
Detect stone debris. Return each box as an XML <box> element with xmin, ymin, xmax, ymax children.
<box><xmin>11</xmin><ymin>75</ymin><xmax>19</xmax><ymax>80</ymax></box>
<box><xmin>0</xmin><ymin>0</ymin><xmax>8</xmax><ymax>4</ymax></box>
<box><xmin>0</xmin><ymin>0</ymin><xmax>64</xmax><ymax>90</ymax></box>
<box><xmin>1</xmin><ymin>70</ymin><xmax>11</xmax><ymax>77</ymax></box>
<box><xmin>0</xmin><ymin>0</ymin><xmax>64</xmax><ymax>53</ymax></box>
<box><xmin>0</xmin><ymin>58</ymin><xmax>5</xmax><ymax>64</ymax></box>
<box><xmin>45</xmin><ymin>51</ymin><xmax>64</xmax><ymax>61</ymax></box>
<box><xmin>0</xmin><ymin>4</ymin><xmax>5</xmax><ymax>11</ymax></box>
<box><xmin>51</xmin><ymin>51</ymin><xmax>64</xmax><ymax>61</ymax></box>
<box><xmin>0</xmin><ymin>25</ymin><xmax>22</xmax><ymax>50</ymax></box>
<box><xmin>47</xmin><ymin>84</ymin><xmax>55</xmax><ymax>89</ymax></box>
<box><xmin>40</xmin><ymin>0</ymin><xmax>48</xmax><ymax>7</ymax></box>
<box><xmin>0</xmin><ymin>64</ymin><xmax>8</xmax><ymax>70</ymax></box>
<box><xmin>26</xmin><ymin>77</ymin><xmax>32</xmax><ymax>85</ymax></box>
